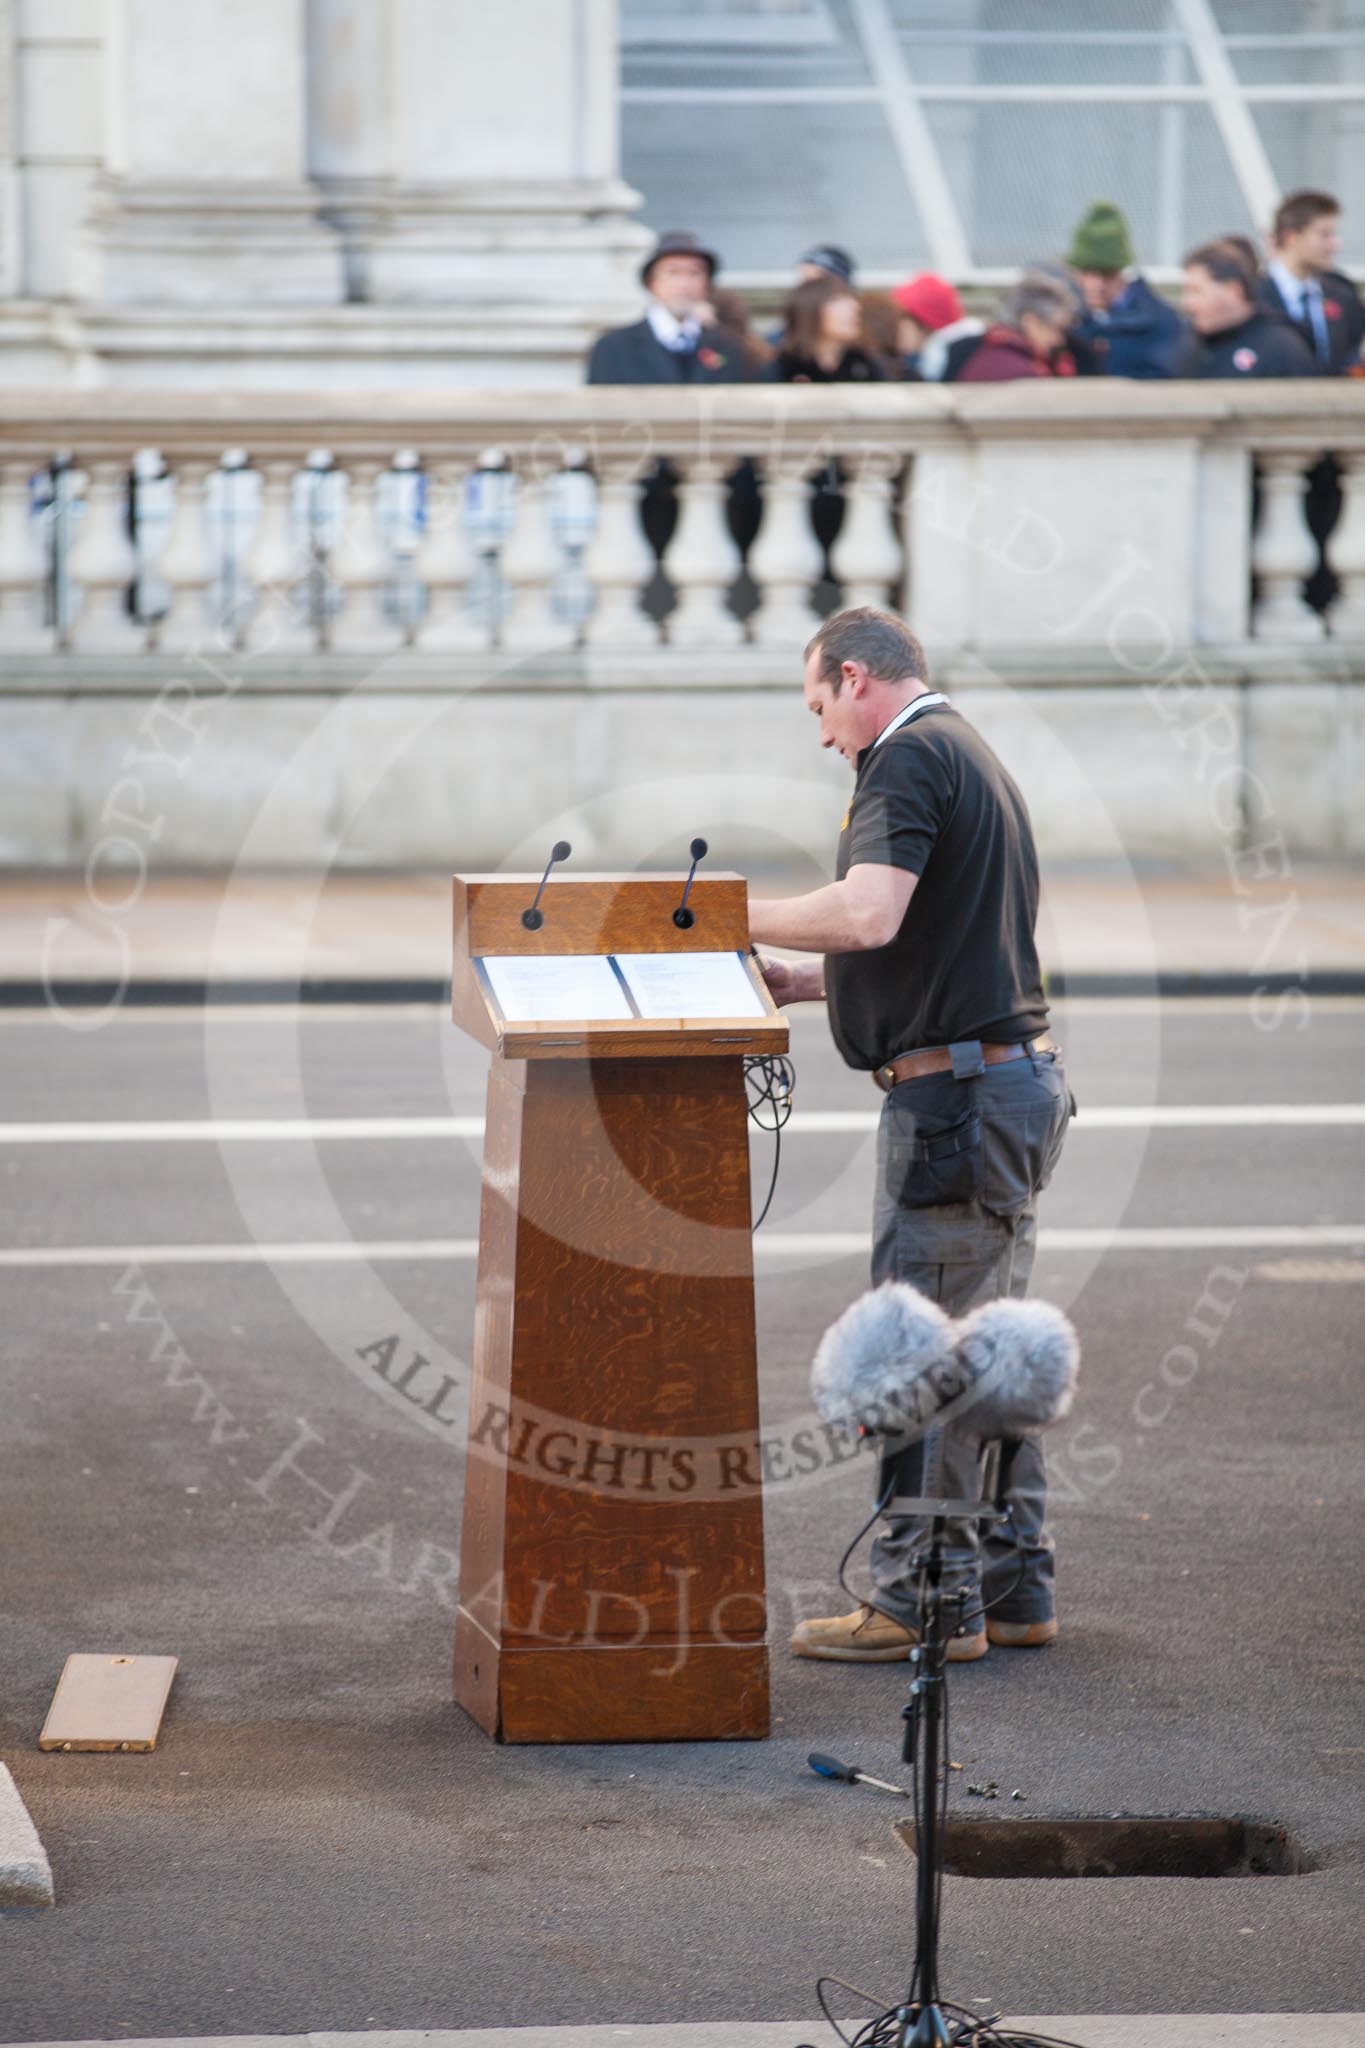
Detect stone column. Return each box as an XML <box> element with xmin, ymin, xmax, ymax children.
<box><xmin>74</xmin><ymin>0</ymin><xmax>340</xmax><ymax>306</ymax></box>
<box><xmin>369</xmin><ymin>0</ymin><xmax>647</xmax><ymax>320</ymax></box>
<box><xmin>306</xmin><ymin>0</ymin><xmax>393</xmax><ymax>302</ymax></box>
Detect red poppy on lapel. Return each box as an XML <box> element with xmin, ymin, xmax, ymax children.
<box><xmin>698</xmin><ymin>346</ymin><xmax>725</xmax><ymax>370</ymax></box>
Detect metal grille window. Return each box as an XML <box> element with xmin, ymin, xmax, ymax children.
<box><xmin>620</xmin><ymin>0</ymin><xmax>1365</xmax><ymax>280</ymax></box>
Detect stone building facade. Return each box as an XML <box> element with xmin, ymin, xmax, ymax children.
<box><xmin>0</xmin><ymin>0</ymin><xmax>649</xmax><ymax>388</ymax></box>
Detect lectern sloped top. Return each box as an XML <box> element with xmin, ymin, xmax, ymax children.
<box><xmin>452</xmin><ymin>871</ymin><xmax>789</xmax><ymax>1059</ymax></box>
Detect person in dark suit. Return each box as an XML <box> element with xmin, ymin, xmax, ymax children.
<box><xmin>1257</xmin><ymin>189</ymin><xmax>1365</xmax><ymax>374</ymax></box>
<box><xmin>587</xmin><ymin>230</ymin><xmax>756</xmax><ymax>603</ymax></box>
<box><xmin>586</xmin><ymin>230</ymin><xmax>750</xmax><ymax>387</ymax></box>
<box><xmin>1256</xmin><ymin>190</ymin><xmax>1365</xmax><ymax>611</ymax></box>
<box><xmin>1180</xmin><ymin>241</ymin><xmax>1317</xmax><ymax>378</ymax></box>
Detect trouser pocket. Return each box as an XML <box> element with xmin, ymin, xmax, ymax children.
<box><xmin>882</xmin><ymin>1080</ymin><xmax>983</xmax><ymax>1211</ymax></box>
<box><xmin>980</xmin><ymin>1068</ymin><xmax>1073</xmax><ymax>1217</ymax></box>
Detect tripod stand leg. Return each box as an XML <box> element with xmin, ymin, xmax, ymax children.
<box><xmin>899</xmin><ymin>1517</ymin><xmax>952</xmax><ymax>2048</ymax></box>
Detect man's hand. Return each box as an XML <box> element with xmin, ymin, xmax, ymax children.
<box><xmin>756</xmin><ymin>954</ymin><xmax>823</xmax><ymax>1006</ymax></box>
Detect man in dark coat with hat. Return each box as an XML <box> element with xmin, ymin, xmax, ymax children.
<box><xmin>587</xmin><ymin>230</ymin><xmax>751</xmax><ymax>386</ymax></box>
<box><xmin>587</xmin><ymin>230</ymin><xmax>757</xmax><ymax>591</ymax></box>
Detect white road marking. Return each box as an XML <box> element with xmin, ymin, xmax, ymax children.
<box><xmin>0</xmin><ymin>1116</ymin><xmax>487</xmax><ymax>1144</ymax></box>
<box><xmin>3</xmin><ymin>1224</ymin><xmax>1364</xmax><ymax>1270</ymax></box>
<box><xmin>0</xmin><ymin>1103</ymin><xmax>1361</xmax><ymax>1144</ymax></box>
<box><xmin>1253</xmin><ymin>1257</ymin><xmax>1365</xmax><ymax>1282</ymax></box>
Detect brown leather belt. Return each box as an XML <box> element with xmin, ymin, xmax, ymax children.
<box><xmin>874</xmin><ymin>1035</ymin><xmax>1056</xmax><ymax>1092</ymax></box>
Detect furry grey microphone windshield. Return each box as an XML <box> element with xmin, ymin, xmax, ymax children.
<box><xmin>811</xmin><ymin>1283</ymin><xmax>1080</xmax><ymax>1442</ymax></box>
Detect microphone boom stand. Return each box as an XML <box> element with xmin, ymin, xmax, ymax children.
<box><xmin>891</xmin><ymin>1493</ymin><xmax>1008</xmax><ymax>2048</ymax></box>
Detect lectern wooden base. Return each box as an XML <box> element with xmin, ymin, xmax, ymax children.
<box><xmin>450</xmin><ymin>872</ymin><xmax>784</xmax><ymax>1744</ymax></box>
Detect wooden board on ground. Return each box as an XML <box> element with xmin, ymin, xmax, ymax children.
<box><xmin>39</xmin><ymin>1653</ymin><xmax>179</xmax><ymax>1752</ymax></box>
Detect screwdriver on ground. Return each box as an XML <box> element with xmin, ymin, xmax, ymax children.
<box><xmin>808</xmin><ymin>1750</ymin><xmax>911</xmax><ymax>1798</ymax></box>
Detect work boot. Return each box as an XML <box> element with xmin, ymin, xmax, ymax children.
<box><xmin>791</xmin><ymin>1604</ymin><xmax>987</xmax><ymax>1663</ymax></box>
<box><xmin>986</xmin><ymin>1616</ymin><xmax>1058</xmax><ymax>1648</ymax></box>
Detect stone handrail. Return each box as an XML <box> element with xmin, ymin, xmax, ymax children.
<box><xmin>2</xmin><ymin>382</ymin><xmax>1363</xmax><ymax>657</ymax></box>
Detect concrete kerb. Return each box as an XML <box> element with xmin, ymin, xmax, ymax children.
<box><xmin>0</xmin><ymin>1761</ymin><xmax>55</xmax><ymax>1908</ymax></box>
<box><xmin>3</xmin><ymin>2022</ymin><xmax>1363</xmax><ymax>2048</ymax></box>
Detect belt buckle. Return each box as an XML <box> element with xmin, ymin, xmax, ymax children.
<box><xmin>875</xmin><ymin>1061</ymin><xmax>897</xmax><ymax>1093</ymax></box>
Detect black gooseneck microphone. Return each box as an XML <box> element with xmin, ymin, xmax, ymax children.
<box><xmin>522</xmin><ymin>840</ymin><xmax>572</xmax><ymax>930</ymax></box>
<box><xmin>672</xmin><ymin>837</ymin><xmax>708</xmax><ymax>929</ymax></box>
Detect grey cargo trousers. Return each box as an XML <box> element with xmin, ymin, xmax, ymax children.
<box><xmin>867</xmin><ymin>1040</ymin><xmax>1073</xmax><ymax>1634</ymax></box>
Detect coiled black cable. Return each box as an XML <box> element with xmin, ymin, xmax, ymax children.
<box><xmin>745</xmin><ymin>1052</ymin><xmax>795</xmax><ymax>1231</ymax></box>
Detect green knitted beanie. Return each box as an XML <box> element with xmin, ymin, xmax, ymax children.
<box><xmin>1067</xmin><ymin>201</ymin><xmax>1134</xmax><ymax>274</ymax></box>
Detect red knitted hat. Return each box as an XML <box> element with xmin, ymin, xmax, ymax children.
<box><xmin>890</xmin><ymin>273</ymin><xmax>964</xmax><ymax>331</ymax></box>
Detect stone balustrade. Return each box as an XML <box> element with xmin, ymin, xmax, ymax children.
<box><xmin>4</xmin><ymin>383</ymin><xmax>1365</xmax><ymax>660</ymax></box>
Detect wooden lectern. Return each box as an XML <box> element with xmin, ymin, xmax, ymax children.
<box><xmin>450</xmin><ymin>870</ymin><xmax>787</xmax><ymax>1743</ymax></box>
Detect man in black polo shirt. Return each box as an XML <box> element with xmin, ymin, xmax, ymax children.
<box><xmin>749</xmin><ymin>607</ymin><xmax>1072</xmax><ymax>1663</ymax></box>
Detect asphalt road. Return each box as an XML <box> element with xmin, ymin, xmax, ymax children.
<box><xmin>1</xmin><ymin>996</ymin><xmax>1362</xmax><ymax>2039</ymax></box>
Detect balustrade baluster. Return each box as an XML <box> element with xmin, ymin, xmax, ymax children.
<box><xmin>0</xmin><ymin>461</ymin><xmax>50</xmax><ymax>651</ymax></box>
<box><xmin>663</xmin><ymin>455</ymin><xmax>742</xmax><ymax>647</ymax></box>
<box><xmin>331</xmin><ymin>458</ymin><xmax>401</xmax><ymax>652</ymax></box>
<box><xmin>1326</xmin><ymin>451</ymin><xmax>1365</xmax><ymax>639</ymax></box>
<box><xmin>748</xmin><ymin>455</ymin><xmax>821</xmax><ymax>650</ymax></box>
<box><xmin>1252</xmin><ymin>451</ymin><xmax>1322</xmax><ymax>642</ymax></box>
<box><xmin>584</xmin><ymin>456</ymin><xmax>658</xmax><ymax>649</ymax></box>
<box><xmin>66</xmin><ymin>460</ymin><xmax>142</xmax><ymax>651</ymax></box>
<box><xmin>154</xmin><ymin>458</ymin><xmax>218</xmax><ymax>652</ymax></box>
<box><xmin>499</xmin><ymin>459</ymin><xmax>575</xmax><ymax>651</ymax></box>
<box><xmin>414</xmin><ymin>461</ymin><xmax>484</xmax><ymax>649</ymax></box>
<box><xmin>830</xmin><ymin>451</ymin><xmax>903</xmax><ymax>612</ymax></box>
<box><xmin>244</xmin><ymin>459</ymin><xmax>316</xmax><ymax>652</ymax></box>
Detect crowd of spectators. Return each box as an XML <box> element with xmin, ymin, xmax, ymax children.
<box><xmin>583</xmin><ymin>193</ymin><xmax>1359</xmax><ymax>615</ymax></box>
<box><xmin>586</xmin><ymin>191</ymin><xmax>1362</xmax><ymax>390</ymax></box>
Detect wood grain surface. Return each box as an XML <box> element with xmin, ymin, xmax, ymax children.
<box><xmin>455</xmin><ymin>873</ymin><xmax>751</xmax><ymax>957</ymax></box>
<box><xmin>454</xmin><ymin>1611</ymin><xmax>769</xmax><ymax>1744</ymax></box>
<box><xmin>452</xmin><ymin>1050</ymin><xmax>770</xmax><ymax>1743</ymax></box>
<box><xmin>450</xmin><ymin>875</ymin><xmax>788</xmax><ymax>1061</ymax></box>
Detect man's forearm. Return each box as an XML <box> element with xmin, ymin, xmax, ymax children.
<box><xmin>749</xmin><ymin>880</ymin><xmax>878</xmax><ymax>953</ymax></box>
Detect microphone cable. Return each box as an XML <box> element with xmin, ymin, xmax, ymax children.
<box><xmin>744</xmin><ymin>1052</ymin><xmax>795</xmax><ymax>1231</ymax></box>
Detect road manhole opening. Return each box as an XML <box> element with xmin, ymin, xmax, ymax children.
<box><xmin>894</xmin><ymin>1815</ymin><xmax>1314</xmax><ymax>1879</ymax></box>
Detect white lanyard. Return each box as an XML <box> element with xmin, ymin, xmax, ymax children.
<box><xmin>871</xmin><ymin>692</ymin><xmax>949</xmax><ymax>748</ymax></box>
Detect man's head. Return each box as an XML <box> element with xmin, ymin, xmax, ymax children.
<box><xmin>1271</xmin><ymin>189</ymin><xmax>1341</xmax><ymax>281</ymax></box>
<box><xmin>1182</xmin><ymin>239</ymin><xmax>1257</xmax><ymax>335</ymax></box>
<box><xmin>641</xmin><ymin>230</ymin><xmax>718</xmax><ymax>318</ymax></box>
<box><xmin>1066</xmin><ymin>201</ymin><xmax>1135</xmax><ymax>312</ymax></box>
<box><xmin>802</xmin><ymin>607</ymin><xmax>929</xmax><ymax>764</ymax></box>
<box><xmin>999</xmin><ymin>274</ymin><xmax>1077</xmax><ymax>359</ymax></box>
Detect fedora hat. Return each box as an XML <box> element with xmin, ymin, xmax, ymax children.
<box><xmin>641</xmin><ymin>229</ymin><xmax>720</xmax><ymax>287</ymax></box>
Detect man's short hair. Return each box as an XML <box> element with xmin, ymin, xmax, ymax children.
<box><xmin>1273</xmin><ymin>189</ymin><xmax>1339</xmax><ymax>242</ymax></box>
<box><xmin>805</xmin><ymin>607</ymin><xmax>928</xmax><ymax>692</ymax></box>
<box><xmin>1183</xmin><ymin>239</ymin><xmax>1256</xmax><ymax>300</ymax></box>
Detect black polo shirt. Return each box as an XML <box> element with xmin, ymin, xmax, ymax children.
<box><xmin>824</xmin><ymin>700</ymin><xmax>1049</xmax><ymax>1071</ymax></box>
